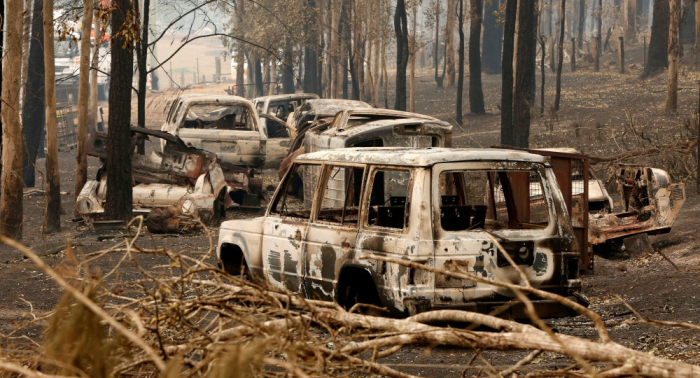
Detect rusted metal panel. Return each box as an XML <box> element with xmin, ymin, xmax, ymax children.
<box><xmin>589</xmin><ymin>165</ymin><xmax>685</xmax><ymax>246</ymax></box>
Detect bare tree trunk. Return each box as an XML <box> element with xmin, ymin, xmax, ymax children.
<box><xmin>372</xmin><ymin>37</ymin><xmax>380</xmax><ymax>105</ymax></box>
<box><xmin>21</xmin><ymin>0</ymin><xmax>45</xmax><ymax>188</ymax></box>
<box><xmin>88</xmin><ymin>10</ymin><xmax>102</xmax><ymax>134</ymax></box>
<box><xmin>618</xmin><ymin>36</ymin><xmax>626</xmax><ymax>72</ymax></box>
<box><xmin>554</xmin><ymin>0</ymin><xmax>566</xmax><ymax>111</ymax></box>
<box><xmin>340</xmin><ymin>0</ymin><xmax>350</xmax><ymax>99</ymax></box>
<box><xmin>104</xmin><ymin>0</ymin><xmax>134</xmax><ymax>222</ymax></box>
<box><xmin>644</xmin><ymin>0</ymin><xmax>670</xmax><ymax>76</ymax></box>
<box><xmin>540</xmin><ymin>36</ymin><xmax>546</xmax><ymax>115</ymax></box>
<box><xmin>76</xmin><ymin>0</ymin><xmax>93</xmax><ymax>217</ymax></box>
<box><xmin>445</xmin><ymin>0</ymin><xmax>457</xmax><ymax>86</ymax></box>
<box><xmin>434</xmin><ymin>0</ymin><xmax>442</xmax><ymax>87</ymax></box>
<box><xmin>136</xmin><ymin>0</ymin><xmax>150</xmax><ymax>149</ymax></box>
<box><xmin>482</xmin><ymin>0</ymin><xmax>504</xmax><ymax>74</ymax></box>
<box><xmin>395</xmin><ymin>0</ymin><xmax>409</xmax><ymax>111</ymax></box>
<box><xmin>456</xmin><ymin>0</ymin><xmax>465</xmax><ymax>125</ymax></box>
<box><xmin>43</xmin><ymin>0</ymin><xmax>61</xmax><ymax>233</ymax></box>
<box><xmin>304</xmin><ymin>0</ymin><xmax>321</xmax><ymax>95</ymax></box>
<box><xmin>626</xmin><ymin>0</ymin><xmax>637</xmax><ymax>41</ymax></box>
<box><xmin>597</xmin><ymin>0</ymin><xmax>603</xmax><ymax>56</ymax></box>
<box><xmin>0</xmin><ymin>0</ymin><xmax>4</xmax><ymax>196</ymax></box>
<box><xmin>410</xmin><ymin>3</ymin><xmax>417</xmax><ymax>112</ymax></box>
<box><xmin>500</xmin><ymin>0</ymin><xmax>518</xmax><ymax>146</ymax></box>
<box><xmin>1</xmin><ymin>0</ymin><xmax>23</xmax><ymax>240</ymax></box>
<box><xmin>282</xmin><ymin>41</ymin><xmax>295</xmax><ymax>94</ymax></box>
<box><xmin>235</xmin><ymin>0</ymin><xmax>246</xmax><ymax>96</ymax></box>
<box><xmin>578</xmin><ymin>0</ymin><xmax>585</xmax><ymax>48</ymax></box>
<box><xmin>666</xmin><ymin>0</ymin><xmax>680</xmax><ymax>110</ymax></box>
<box><xmin>695</xmin><ymin>0</ymin><xmax>700</xmax><ymax>50</ymax></box>
<box><xmin>469</xmin><ymin>0</ymin><xmax>486</xmax><ymax>113</ymax></box>
<box><xmin>269</xmin><ymin>60</ymin><xmax>277</xmax><ymax>95</ymax></box>
<box><xmin>513</xmin><ymin>0</ymin><xmax>538</xmax><ymax>148</ymax></box>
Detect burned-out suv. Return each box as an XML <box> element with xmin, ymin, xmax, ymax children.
<box><xmin>217</xmin><ymin>148</ymin><xmax>583</xmax><ymax>318</ymax></box>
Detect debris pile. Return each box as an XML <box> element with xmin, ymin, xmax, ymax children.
<box><xmin>0</xmin><ymin>219</ymin><xmax>699</xmax><ymax>377</ymax></box>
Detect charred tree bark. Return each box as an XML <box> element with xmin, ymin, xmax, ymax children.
<box><xmin>445</xmin><ymin>0</ymin><xmax>457</xmax><ymax>86</ymax></box>
<box><xmin>482</xmin><ymin>0</ymin><xmax>504</xmax><ymax>74</ymax></box>
<box><xmin>235</xmin><ymin>0</ymin><xmax>246</xmax><ymax>96</ymax></box>
<box><xmin>304</xmin><ymin>0</ymin><xmax>320</xmax><ymax>95</ymax></box>
<box><xmin>89</xmin><ymin>10</ymin><xmax>101</xmax><ymax>134</ymax></box>
<box><xmin>500</xmin><ymin>0</ymin><xmax>517</xmax><ymax>146</ymax></box>
<box><xmin>626</xmin><ymin>0</ymin><xmax>637</xmax><ymax>42</ymax></box>
<box><xmin>76</xmin><ymin>0</ymin><xmax>93</xmax><ymax>215</ymax></box>
<box><xmin>282</xmin><ymin>41</ymin><xmax>295</xmax><ymax>94</ymax></box>
<box><xmin>457</xmin><ymin>0</ymin><xmax>465</xmax><ymax>125</ymax></box>
<box><xmin>43</xmin><ymin>0</ymin><xmax>61</xmax><ymax>233</ymax></box>
<box><xmin>394</xmin><ymin>0</ymin><xmax>409</xmax><ymax>111</ymax></box>
<box><xmin>340</xmin><ymin>0</ymin><xmax>350</xmax><ymax>99</ymax></box>
<box><xmin>1</xmin><ymin>0</ymin><xmax>23</xmax><ymax>239</ymax></box>
<box><xmin>255</xmin><ymin>57</ymin><xmax>264</xmax><ymax>97</ymax></box>
<box><xmin>469</xmin><ymin>0</ymin><xmax>486</xmax><ymax>114</ymax></box>
<box><xmin>540</xmin><ymin>36</ymin><xmax>546</xmax><ymax>115</ymax></box>
<box><xmin>434</xmin><ymin>0</ymin><xmax>443</xmax><ymax>87</ymax></box>
<box><xmin>0</xmin><ymin>0</ymin><xmax>4</xmax><ymax>196</ymax></box>
<box><xmin>554</xmin><ymin>0</ymin><xmax>566</xmax><ymax>111</ymax></box>
<box><xmin>597</xmin><ymin>0</ymin><xmax>603</xmax><ymax>56</ymax></box>
<box><xmin>104</xmin><ymin>0</ymin><xmax>134</xmax><ymax>222</ymax></box>
<box><xmin>666</xmin><ymin>0</ymin><xmax>680</xmax><ymax>110</ymax></box>
<box><xmin>578</xmin><ymin>0</ymin><xmax>585</xmax><ymax>48</ymax></box>
<box><xmin>643</xmin><ymin>0</ymin><xmax>669</xmax><ymax>77</ymax></box>
<box><xmin>136</xmin><ymin>0</ymin><xmax>149</xmax><ymax>133</ymax></box>
<box><xmin>513</xmin><ymin>0</ymin><xmax>538</xmax><ymax>148</ymax></box>
<box><xmin>22</xmin><ymin>0</ymin><xmax>45</xmax><ymax>188</ymax></box>
<box><xmin>695</xmin><ymin>0</ymin><xmax>700</xmax><ymax>50</ymax></box>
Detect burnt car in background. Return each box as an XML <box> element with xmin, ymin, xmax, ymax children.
<box><xmin>280</xmin><ymin>109</ymin><xmax>452</xmax><ymax>208</ymax></box>
<box><xmin>76</xmin><ymin>128</ymin><xmax>262</xmax><ymax>225</ymax></box>
<box><xmin>252</xmin><ymin>93</ymin><xmax>319</xmax><ymax>167</ymax></box>
<box><xmin>161</xmin><ymin>94</ymin><xmax>266</xmax><ymax>168</ymax></box>
<box><xmin>286</xmin><ymin>99</ymin><xmax>373</xmax><ymax>137</ymax></box>
<box><xmin>217</xmin><ymin>148</ymin><xmax>584</xmax><ymax>318</ymax></box>
<box><xmin>589</xmin><ymin>165</ymin><xmax>685</xmax><ymax>248</ymax></box>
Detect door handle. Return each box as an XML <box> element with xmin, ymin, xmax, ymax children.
<box><xmin>295</xmin><ymin>229</ymin><xmax>302</xmax><ymax>242</ymax></box>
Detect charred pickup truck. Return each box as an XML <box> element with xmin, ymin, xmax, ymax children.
<box><xmin>161</xmin><ymin>94</ymin><xmax>266</xmax><ymax>168</ymax></box>
<box><xmin>217</xmin><ymin>148</ymin><xmax>583</xmax><ymax>318</ymax></box>
<box><xmin>76</xmin><ymin>128</ymin><xmax>262</xmax><ymax>225</ymax></box>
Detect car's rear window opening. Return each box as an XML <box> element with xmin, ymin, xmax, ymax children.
<box><xmin>438</xmin><ymin>169</ymin><xmax>550</xmax><ymax>232</ymax></box>
<box><xmin>183</xmin><ymin>103</ymin><xmax>256</xmax><ymax>131</ymax></box>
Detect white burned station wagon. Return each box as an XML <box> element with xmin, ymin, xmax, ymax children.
<box><xmin>217</xmin><ymin>148</ymin><xmax>585</xmax><ymax>318</ymax></box>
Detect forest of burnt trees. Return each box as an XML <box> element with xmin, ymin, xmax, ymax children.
<box><xmin>0</xmin><ymin>0</ymin><xmax>695</xmax><ymax>238</ymax></box>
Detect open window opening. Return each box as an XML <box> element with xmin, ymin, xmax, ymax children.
<box><xmin>316</xmin><ymin>166</ymin><xmax>365</xmax><ymax>226</ymax></box>
<box><xmin>438</xmin><ymin>169</ymin><xmax>550</xmax><ymax>232</ymax></box>
<box><xmin>367</xmin><ymin>169</ymin><xmax>412</xmax><ymax>229</ymax></box>
<box><xmin>271</xmin><ymin>163</ymin><xmax>313</xmax><ymax>219</ymax></box>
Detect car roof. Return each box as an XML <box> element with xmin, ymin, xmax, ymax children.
<box><xmin>338</xmin><ymin>108</ymin><xmax>439</xmax><ymax>121</ymax></box>
<box><xmin>317</xmin><ymin>118</ymin><xmax>452</xmax><ymax>137</ymax></box>
<box><xmin>175</xmin><ymin>94</ymin><xmax>255</xmax><ymax>106</ymax></box>
<box><xmin>304</xmin><ymin>99</ymin><xmax>372</xmax><ymax>114</ymax></box>
<box><xmin>253</xmin><ymin>93</ymin><xmax>319</xmax><ymax>103</ymax></box>
<box><xmin>295</xmin><ymin>147</ymin><xmax>547</xmax><ymax>167</ymax></box>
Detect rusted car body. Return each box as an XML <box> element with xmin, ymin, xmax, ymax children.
<box><xmin>252</xmin><ymin>93</ymin><xmax>319</xmax><ymax>167</ymax></box>
<box><xmin>589</xmin><ymin>165</ymin><xmax>685</xmax><ymax>245</ymax></box>
<box><xmin>161</xmin><ymin>94</ymin><xmax>266</xmax><ymax>168</ymax></box>
<box><xmin>217</xmin><ymin>148</ymin><xmax>583</xmax><ymax>318</ymax></box>
<box><xmin>77</xmin><ymin>128</ymin><xmax>260</xmax><ymax>224</ymax></box>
